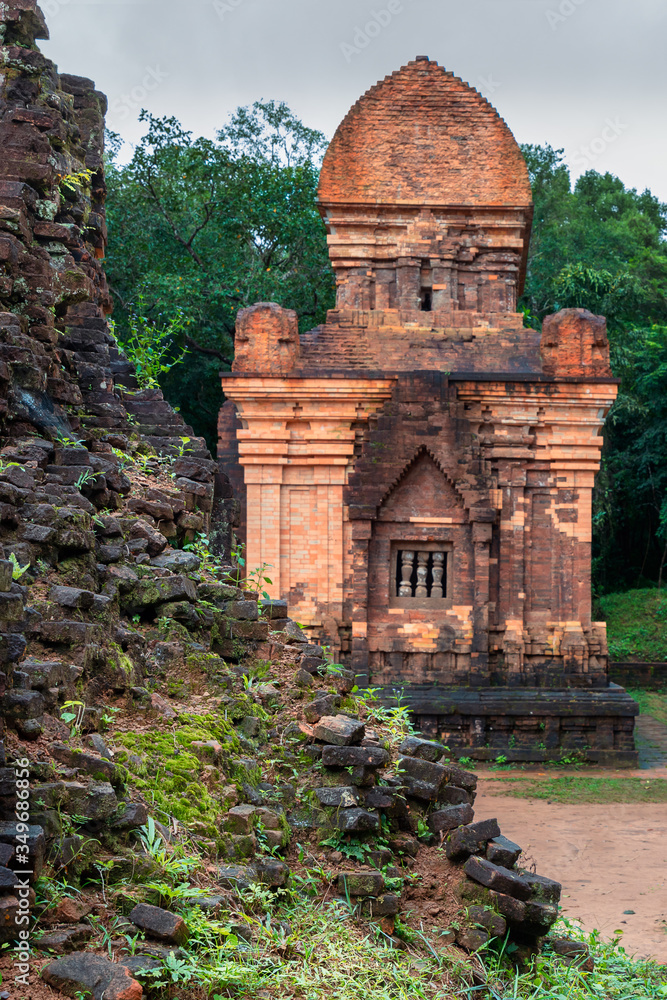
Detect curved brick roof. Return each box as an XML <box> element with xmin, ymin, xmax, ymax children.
<box><xmin>318</xmin><ymin>58</ymin><xmax>532</xmax><ymax>208</ymax></box>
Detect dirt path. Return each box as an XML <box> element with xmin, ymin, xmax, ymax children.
<box><xmin>475</xmin><ymin>784</ymin><xmax>667</xmax><ymax>963</ymax></box>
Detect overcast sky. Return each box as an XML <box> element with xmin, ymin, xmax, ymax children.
<box><xmin>40</xmin><ymin>0</ymin><xmax>667</xmax><ymax>199</ymax></box>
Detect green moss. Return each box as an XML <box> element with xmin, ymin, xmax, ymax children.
<box><xmin>598</xmin><ymin>588</ymin><xmax>667</xmax><ymax>660</ymax></box>
<box><xmin>114</xmin><ymin>713</ymin><xmax>248</xmax><ymax>843</ymax></box>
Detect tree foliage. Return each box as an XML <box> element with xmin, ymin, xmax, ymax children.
<box><xmin>519</xmin><ymin>145</ymin><xmax>667</xmax><ymax>591</ymax></box>
<box><xmin>104</xmin><ymin>101</ymin><xmax>335</xmax><ymax>446</ymax></box>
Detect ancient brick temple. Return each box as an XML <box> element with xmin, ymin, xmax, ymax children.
<box><xmin>219</xmin><ymin>58</ymin><xmax>637</xmax><ymax>764</ymax></box>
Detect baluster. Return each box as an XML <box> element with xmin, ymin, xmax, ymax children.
<box><xmin>399</xmin><ymin>550</ymin><xmax>415</xmax><ymax>596</ymax></box>
<box><xmin>416</xmin><ymin>551</ymin><xmax>429</xmax><ymax>597</ymax></box>
<box><xmin>432</xmin><ymin>551</ymin><xmax>445</xmax><ymax>597</ymax></box>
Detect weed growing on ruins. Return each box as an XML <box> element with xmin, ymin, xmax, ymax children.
<box><xmin>58</xmin><ymin>167</ymin><xmax>94</xmax><ymax>198</ymax></box>
<box><xmin>8</xmin><ymin>552</ymin><xmax>29</xmax><ymax>580</ymax></box>
<box><xmin>59</xmin><ymin>699</ymin><xmax>86</xmax><ymax>737</ymax></box>
<box><xmin>114</xmin><ymin>294</ymin><xmax>189</xmax><ymax>389</ymax></box>
<box><xmin>183</xmin><ymin>532</ymin><xmax>221</xmax><ymax>576</ymax></box>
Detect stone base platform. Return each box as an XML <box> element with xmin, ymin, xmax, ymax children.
<box><xmin>378</xmin><ymin>684</ymin><xmax>639</xmax><ymax>767</ymax></box>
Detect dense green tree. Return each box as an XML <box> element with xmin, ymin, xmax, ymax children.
<box><xmin>104</xmin><ymin>101</ymin><xmax>335</xmax><ymax>447</ymax></box>
<box><xmin>520</xmin><ymin>145</ymin><xmax>667</xmax><ymax>330</ymax></box>
<box><xmin>519</xmin><ymin>145</ymin><xmax>667</xmax><ymax>591</ymax></box>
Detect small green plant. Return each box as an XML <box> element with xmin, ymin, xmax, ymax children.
<box><xmin>54</xmin><ymin>431</ymin><xmax>84</xmax><ymax>448</ymax></box>
<box><xmin>60</xmin><ymin>700</ymin><xmax>86</xmax><ymax>738</ymax></box>
<box><xmin>8</xmin><ymin>552</ymin><xmax>30</xmax><ymax>580</ymax></box>
<box><xmin>75</xmin><ymin>469</ymin><xmax>98</xmax><ymax>489</ymax></box>
<box><xmin>183</xmin><ymin>532</ymin><xmax>220</xmax><ymax>575</ymax></box>
<box><xmin>416</xmin><ymin>817</ymin><xmax>430</xmax><ymax>839</ymax></box>
<box><xmin>320</xmin><ymin>832</ymin><xmax>373</xmax><ymax>863</ymax></box>
<box><xmin>100</xmin><ymin>706</ymin><xmax>121</xmax><ymax>730</ymax></box>
<box><xmin>115</xmin><ymin>293</ymin><xmax>189</xmax><ymax>389</ymax></box>
<box><xmin>59</xmin><ymin>167</ymin><xmax>94</xmax><ymax>197</ymax></box>
<box><xmin>245</xmin><ymin>562</ymin><xmax>273</xmax><ymax>601</ymax></box>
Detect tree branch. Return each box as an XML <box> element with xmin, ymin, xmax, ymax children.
<box><xmin>185</xmin><ymin>336</ymin><xmax>232</xmax><ymax>365</ymax></box>
<box><xmin>144</xmin><ymin>172</ymin><xmax>207</xmax><ymax>270</ymax></box>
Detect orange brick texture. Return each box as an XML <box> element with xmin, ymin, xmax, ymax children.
<box><xmin>219</xmin><ymin>59</ymin><xmax>636</xmax><ymax>763</ymax></box>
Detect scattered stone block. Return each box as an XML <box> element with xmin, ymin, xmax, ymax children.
<box><xmin>337</xmin><ymin>871</ymin><xmax>385</xmax><ymax>896</ymax></box>
<box><xmin>42</xmin><ymin>953</ymin><xmax>143</xmax><ymax>1000</ymax></box>
<box><xmin>299</xmin><ymin>655</ymin><xmax>324</xmax><ymax>675</ymax></box>
<box><xmin>313</xmin><ymin>715</ymin><xmax>365</xmax><ymax>746</ymax></box>
<box><xmin>397</xmin><ymin>756</ymin><xmax>447</xmax><ymax>800</ymax></box>
<box><xmin>491</xmin><ymin>890</ymin><xmax>526</xmax><ymax>923</ymax></box>
<box><xmin>360</xmin><ymin>893</ymin><xmax>400</xmax><ymax>917</ymax></box>
<box><xmin>334</xmin><ymin>807</ymin><xmax>380</xmax><ymax>832</ymax></box>
<box><xmin>110</xmin><ymin>802</ymin><xmax>149</xmax><ymax>830</ymax></box>
<box><xmin>54</xmin><ymin>897</ymin><xmax>92</xmax><ymax>923</ymax></box>
<box><xmin>467</xmin><ymin>904</ymin><xmax>506</xmax><ymax>938</ymax></box>
<box><xmin>314</xmin><ymin>786</ymin><xmax>359</xmax><ymax>808</ymax></box>
<box><xmin>150</xmin><ymin>551</ymin><xmax>200</xmax><ymax>572</ymax></box>
<box><xmin>38</xmin><ymin>925</ymin><xmax>94</xmax><ymax>953</ymax></box>
<box><xmin>129</xmin><ymin>903</ymin><xmax>189</xmax><ymax>945</ymax></box>
<box><xmin>304</xmin><ymin>693</ymin><xmax>341</xmax><ymax>722</ymax></box>
<box><xmin>256</xmin><ymin>683</ymin><xmax>281</xmax><ymax>706</ymax></box>
<box><xmin>0</xmin><ymin>822</ymin><xmax>45</xmax><ymax>876</ymax></box>
<box><xmin>446</xmin><ymin>818</ymin><xmax>501</xmax><ymax>861</ymax></box>
<box><xmin>0</xmin><ymin>896</ymin><xmax>19</xmax><ymax>944</ymax></box>
<box><xmin>487</xmin><ymin>835</ymin><xmax>522</xmax><ymax>868</ymax></box>
<box><xmin>226</xmin><ymin>600</ymin><xmax>258</xmax><ymax>621</ymax></box>
<box><xmin>550</xmin><ymin>937</ymin><xmax>588</xmax><ymax>957</ymax></box>
<box><xmin>364</xmin><ymin>786</ymin><xmax>406</xmax><ymax>812</ymax></box>
<box><xmin>217</xmin><ymin>864</ymin><xmax>256</xmax><ymax>891</ymax></box>
<box><xmin>0</xmin><ymin>866</ymin><xmax>19</xmax><ymax>889</ymax></box>
<box><xmin>48</xmin><ymin>585</ymin><xmax>95</xmax><ymax>609</ymax></box>
<box><xmin>321</xmin><ymin>745</ymin><xmax>389</xmax><ymax>768</ymax></box>
<box><xmin>438</xmin><ymin>784</ymin><xmax>472</xmax><ymax>806</ymax></box>
<box><xmin>226</xmin><ymin>804</ymin><xmax>256</xmax><ymax>835</ymax></box>
<box><xmin>464</xmin><ymin>857</ymin><xmax>532</xmax><ymax>900</ymax></box>
<box><xmin>456</xmin><ymin>926</ymin><xmax>489</xmax><ymax>952</ymax></box>
<box><xmin>428</xmin><ymin>803</ymin><xmax>474</xmax><ymax>833</ymax></box>
<box><xmin>259</xmin><ymin>598</ymin><xmax>288</xmax><ymax>619</ymax></box>
<box><xmin>398</xmin><ymin>735</ymin><xmax>446</xmax><ymax>762</ymax></box>
<box><xmin>388</xmin><ymin>834</ymin><xmax>420</xmax><ymax>857</ymax></box>
<box><xmin>519</xmin><ymin>871</ymin><xmax>562</xmax><ymax>904</ymax></box>
<box><xmin>254</xmin><ymin>858</ymin><xmax>289</xmax><ymax>886</ymax></box>
<box><xmin>49</xmin><ymin>743</ymin><xmax>121</xmax><ymax>785</ymax></box>
<box><xmin>443</xmin><ymin>764</ymin><xmax>478</xmax><ymax>793</ymax></box>
<box><xmin>523</xmin><ymin>900</ymin><xmax>559</xmax><ymax>932</ymax></box>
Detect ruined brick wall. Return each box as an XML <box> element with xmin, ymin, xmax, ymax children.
<box><xmin>0</xmin><ymin>0</ymin><xmax>238</xmax><ymax>739</ymax></box>
<box><xmin>343</xmin><ymin>365</ymin><xmax>615</xmax><ymax>690</ymax></box>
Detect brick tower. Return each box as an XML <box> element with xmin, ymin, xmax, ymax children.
<box><xmin>219</xmin><ymin>58</ymin><xmax>637</xmax><ymax>764</ymax></box>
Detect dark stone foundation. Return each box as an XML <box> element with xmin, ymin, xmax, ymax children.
<box><xmin>380</xmin><ymin>684</ymin><xmax>639</xmax><ymax>767</ymax></box>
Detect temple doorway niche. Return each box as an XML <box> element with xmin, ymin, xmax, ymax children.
<box><xmin>366</xmin><ymin>451</ymin><xmax>472</xmax><ymax>685</ymax></box>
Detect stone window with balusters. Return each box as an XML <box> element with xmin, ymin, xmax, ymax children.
<box><xmin>390</xmin><ymin>544</ymin><xmax>451</xmax><ymax>607</ymax></box>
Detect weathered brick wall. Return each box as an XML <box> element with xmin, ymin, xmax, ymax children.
<box><xmin>0</xmin><ymin>0</ymin><xmax>237</xmax><ymax>741</ymax></box>
<box><xmin>318</xmin><ymin>59</ymin><xmax>533</xmax><ymax>317</ymax></box>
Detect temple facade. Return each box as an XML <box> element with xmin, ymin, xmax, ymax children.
<box><xmin>219</xmin><ymin>58</ymin><xmax>637</xmax><ymax>764</ymax></box>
